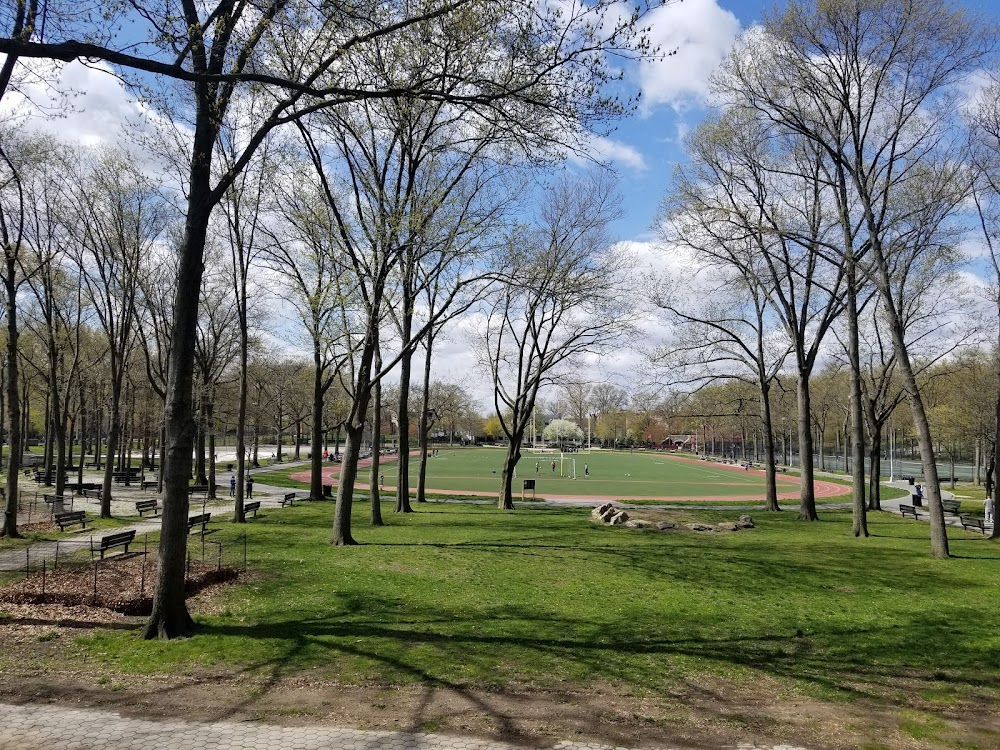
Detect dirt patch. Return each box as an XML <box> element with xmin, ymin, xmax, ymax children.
<box><xmin>0</xmin><ymin>557</ymin><xmax>241</xmax><ymax>615</ymax></box>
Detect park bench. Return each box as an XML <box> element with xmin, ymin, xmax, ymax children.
<box><xmin>898</xmin><ymin>504</ymin><xmax>921</xmax><ymax>520</ymax></box>
<box><xmin>941</xmin><ymin>499</ymin><xmax>961</xmax><ymax>514</ymax></box>
<box><xmin>141</xmin><ymin>480</ymin><xmax>158</xmax><ymax>491</ymax></box>
<box><xmin>54</xmin><ymin>510</ymin><xmax>87</xmax><ymax>531</ymax></box>
<box><xmin>82</xmin><ymin>488</ymin><xmax>102</xmax><ymax>503</ymax></box>
<box><xmin>84</xmin><ymin>461</ymin><xmax>99</xmax><ymax>469</ymax></box>
<box><xmin>960</xmin><ymin>516</ymin><xmax>987</xmax><ymax>534</ymax></box>
<box><xmin>91</xmin><ymin>530</ymin><xmax>136</xmax><ymax>559</ymax></box>
<box><xmin>279</xmin><ymin>492</ymin><xmax>296</xmax><ymax>507</ymax></box>
<box><xmin>187</xmin><ymin>512</ymin><xmax>212</xmax><ymax>535</ymax></box>
<box><xmin>243</xmin><ymin>500</ymin><xmax>261</xmax><ymax>518</ymax></box>
<box><xmin>42</xmin><ymin>494</ymin><xmax>70</xmax><ymax>513</ymax></box>
<box><xmin>135</xmin><ymin>499</ymin><xmax>160</xmax><ymax>517</ymax></box>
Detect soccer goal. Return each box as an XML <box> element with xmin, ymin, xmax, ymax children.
<box><xmin>560</xmin><ymin>454</ymin><xmax>577</xmax><ymax>479</ymax></box>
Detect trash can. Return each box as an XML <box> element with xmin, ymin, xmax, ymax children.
<box><xmin>912</xmin><ymin>493</ymin><xmax>922</xmax><ymax>507</ymax></box>
<box><xmin>907</xmin><ymin>477</ymin><xmax>914</xmax><ymax>485</ymax></box>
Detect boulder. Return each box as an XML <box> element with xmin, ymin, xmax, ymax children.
<box><xmin>655</xmin><ymin>521</ymin><xmax>677</xmax><ymax>531</ymax></box>
<box><xmin>599</xmin><ymin>506</ymin><xmax>618</xmax><ymax>522</ymax></box>
<box><xmin>624</xmin><ymin>519</ymin><xmax>653</xmax><ymax>529</ymax></box>
<box><xmin>684</xmin><ymin>522</ymin><xmax>716</xmax><ymax>532</ymax></box>
<box><xmin>716</xmin><ymin>522</ymin><xmax>740</xmax><ymax>532</ymax></box>
<box><xmin>608</xmin><ymin>511</ymin><xmax>630</xmax><ymax>525</ymax></box>
<box><xmin>738</xmin><ymin>515</ymin><xmax>755</xmax><ymax>529</ymax></box>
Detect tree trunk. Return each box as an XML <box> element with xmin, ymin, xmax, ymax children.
<box><xmin>142</xmin><ymin>179</ymin><xmax>215</xmax><ymax>638</ymax></box>
<box><xmin>207</xmin><ymin>395</ymin><xmax>216</xmax><ymax>499</ymax></box>
<box><xmin>796</xmin><ymin>371</ymin><xmax>817</xmax><ymax>520</ymax></box>
<box><xmin>871</xmin><ymin>244</ymin><xmax>948</xmax><ymax>557</ymax></box>
<box><xmin>2</xmin><ymin>259</ymin><xmax>21</xmax><ymax>537</ymax></box>
<box><xmin>100</xmin><ymin>388</ymin><xmax>121</xmax><ymax>518</ymax></box>
<box><xmin>395</xmin><ymin>341</ymin><xmax>414</xmax><ymax>513</ymax></box>
<box><xmin>498</xmin><ymin>439</ymin><xmax>522</xmax><ymax>510</ymax></box>
<box><xmin>333</xmin><ymin>423</ymin><xmax>364</xmax><ymax>545</ymax></box>
<box><xmin>760</xmin><ymin>381</ymin><xmax>780</xmax><ymax>512</ymax></box>
<box><xmin>845</xmin><ymin>262</ymin><xmax>867</xmax><ymax>536</ymax></box>
<box><xmin>195</xmin><ymin>390</ymin><xmax>208</xmax><ymax>485</ymax></box>
<box><xmin>370</xmin><ymin>347</ymin><xmax>383</xmax><ymax>526</ymax></box>
<box><xmin>867</xmin><ymin>426</ymin><xmax>882</xmax><ymax>512</ymax></box>
<box><xmin>309</xmin><ymin>359</ymin><xmax>325</xmax><ymax>502</ymax></box>
<box><xmin>416</xmin><ymin>333</ymin><xmax>434</xmax><ymax>504</ymax></box>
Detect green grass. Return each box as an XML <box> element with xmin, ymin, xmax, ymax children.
<box><xmin>46</xmin><ymin>501</ymin><xmax>1000</xmax><ymax>706</ymax></box>
<box><xmin>260</xmin><ymin>447</ymin><xmax>832</xmax><ymax>502</ymax></box>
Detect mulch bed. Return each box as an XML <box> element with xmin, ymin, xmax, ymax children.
<box><xmin>0</xmin><ymin>556</ymin><xmax>240</xmax><ymax>615</ymax></box>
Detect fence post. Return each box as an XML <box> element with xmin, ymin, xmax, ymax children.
<box><xmin>25</xmin><ymin>547</ymin><xmax>29</xmax><ymax>580</ymax></box>
<box><xmin>92</xmin><ymin>560</ymin><xmax>98</xmax><ymax>602</ymax></box>
<box><xmin>243</xmin><ymin>533</ymin><xmax>247</xmax><ymax>572</ymax></box>
<box><xmin>41</xmin><ymin>559</ymin><xmax>46</xmax><ymax>599</ymax></box>
<box><xmin>54</xmin><ymin>540</ymin><xmax>59</xmax><ymax>571</ymax></box>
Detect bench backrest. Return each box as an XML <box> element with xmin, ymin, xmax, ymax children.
<box><xmin>136</xmin><ymin>499</ymin><xmax>158</xmax><ymax>508</ymax></box>
<box><xmin>245</xmin><ymin>501</ymin><xmax>260</xmax><ymax>511</ymax></box>
<box><xmin>101</xmin><ymin>530</ymin><xmax>136</xmax><ymax>547</ymax></box>
<box><xmin>55</xmin><ymin>510</ymin><xmax>85</xmax><ymax>522</ymax></box>
<box><xmin>284</xmin><ymin>493</ymin><xmax>295</xmax><ymax>500</ymax></box>
<box><xmin>188</xmin><ymin>513</ymin><xmax>211</xmax><ymax>526</ymax></box>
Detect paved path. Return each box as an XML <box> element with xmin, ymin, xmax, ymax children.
<box><xmin>0</xmin><ymin>702</ymin><xmax>810</xmax><ymax>750</ymax></box>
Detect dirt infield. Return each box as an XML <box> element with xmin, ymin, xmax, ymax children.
<box><xmin>289</xmin><ymin>453</ymin><xmax>850</xmax><ymax>504</ymax></box>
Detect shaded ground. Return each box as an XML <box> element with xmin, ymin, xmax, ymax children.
<box><xmin>0</xmin><ymin>592</ymin><xmax>997</xmax><ymax>750</ymax></box>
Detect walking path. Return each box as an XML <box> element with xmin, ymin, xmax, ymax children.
<box><xmin>0</xmin><ymin>702</ymin><xmax>811</xmax><ymax>750</ymax></box>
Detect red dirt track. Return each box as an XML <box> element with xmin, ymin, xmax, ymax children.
<box><xmin>288</xmin><ymin>452</ymin><xmax>850</xmax><ymax>504</ymax></box>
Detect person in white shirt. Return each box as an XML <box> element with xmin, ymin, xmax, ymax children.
<box><xmin>985</xmin><ymin>496</ymin><xmax>994</xmax><ymax>525</ymax></box>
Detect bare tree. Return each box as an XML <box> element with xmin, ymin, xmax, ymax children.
<box><xmin>67</xmin><ymin>149</ymin><xmax>166</xmax><ymax>517</ymax></box>
<box><xmin>479</xmin><ymin>171</ymin><xmax>630</xmax><ymax>509</ymax></box>
<box><xmin>716</xmin><ymin>0</ymin><xmax>989</xmax><ymax>557</ymax></box>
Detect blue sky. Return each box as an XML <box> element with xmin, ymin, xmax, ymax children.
<box><xmin>600</xmin><ymin>0</ymin><xmax>772</xmax><ymax>243</ymax></box>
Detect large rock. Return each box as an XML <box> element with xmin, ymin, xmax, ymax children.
<box><xmin>655</xmin><ymin>521</ymin><xmax>677</xmax><ymax>531</ymax></box>
<box><xmin>716</xmin><ymin>521</ymin><xmax>740</xmax><ymax>532</ymax></box>
<box><xmin>608</xmin><ymin>511</ymin><xmax>630</xmax><ymax>525</ymax></box>
<box><xmin>591</xmin><ymin>503</ymin><xmax>613</xmax><ymax>520</ymax></box>
<box><xmin>684</xmin><ymin>522</ymin><xmax>716</xmax><ymax>532</ymax></box>
<box><xmin>738</xmin><ymin>515</ymin><xmax>755</xmax><ymax>529</ymax></box>
<box><xmin>624</xmin><ymin>519</ymin><xmax>653</xmax><ymax>529</ymax></box>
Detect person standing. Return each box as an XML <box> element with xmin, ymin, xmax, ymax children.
<box><xmin>535</xmin><ymin>461</ymin><xmax>540</xmax><ymax>474</ymax></box>
<box><xmin>985</xmin><ymin>495</ymin><xmax>995</xmax><ymax>525</ymax></box>
<box><xmin>584</xmin><ymin>463</ymin><xmax>589</xmax><ymax>477</ymax></box>
<box><xmin>229</xmin><ymin>475</ymin><xmax>236</xmax><ymax>497</ymax></box>
<box><xmin>551</xmin><ymin>460</ymin><xmax>556</xmax><ymax>473</ymax></box>
<box><xmin>246</xmin><ymin>475</ymin><xmax>254</xmax><ymax>499</ymax></box>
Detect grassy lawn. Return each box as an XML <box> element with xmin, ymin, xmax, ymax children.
<box><xmin>54</xmin><ymin>502</ymin><xmax>999</xmax><ymax>695</ymax></box>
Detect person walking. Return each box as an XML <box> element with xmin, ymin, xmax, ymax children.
<box><xmin>584</xmin><ymin>463</ymin><xmax>589</xmax><ymax>477</ymax></box>
<box><xmin>246</xmin><ymin>475</ymin><xmax>254</xmax><ymax>499</ymax></box>
<box><xmin>551</xmin><ymin>460</ymin><xmax>556</xmax><ymax>473</ymax></box>
<box><xmin>229</xmin><ymin>475</ymin><xmax>236</xmax><ymax>497</ymax></box>
<box><xmin>985</xmin><ymin>495</ymin><xmax>995</xmax><ymax>525</ymax></box>
<box><xmin>535</xmin><ymin>461</ymin><xmax>540</xmax><ymax>474</ymax></box>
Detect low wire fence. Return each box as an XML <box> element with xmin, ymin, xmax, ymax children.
<box><xmin>0</xmin><ymin>531</ymin><xmax>249</xmax><ymax>615</ymax></box>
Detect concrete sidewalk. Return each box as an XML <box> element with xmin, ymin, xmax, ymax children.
<box><xmin>0</xmin><ymin>702</ymin><xmax>811</xmax><ymax>750</ymax></box>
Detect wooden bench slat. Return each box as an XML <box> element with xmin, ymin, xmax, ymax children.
<box><xmin>91</xmin><ymin>529</ymin><xmax>136</xmax><ymax>559</ymax></box>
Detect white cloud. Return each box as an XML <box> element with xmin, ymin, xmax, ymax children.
<box><xmin>0</xmin><ymin>59</ymin><xmax>150</xmax><ymax>149</ymax></box>
<box><xmin>575</xmin><ymin>134</ymin><xmax>647</xmax><ymax>171</ymax></box>
<box><xmin>635</xmin><ymin>0</ymin><xmax>741</xmax><ymax>113</ymax></box>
